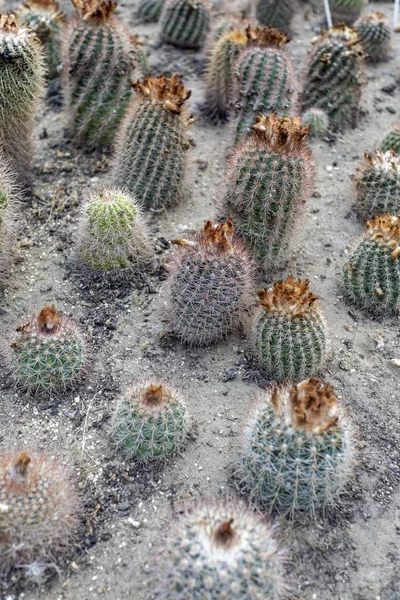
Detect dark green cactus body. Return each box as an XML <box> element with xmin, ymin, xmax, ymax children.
<box><xmin>160</xmin><ymin>0</ymin><xmax>210</xmax><ymax>49</ymax></box>
<box><xmin>137</xmin><ymin>0</ymin><xmax>164</xmax><ymax>22</ymax></box>
<box><xmin>330</xmin><ymin>0</ymin><xmax>365</xmax><ymax>25</ymax></box>
<box><xmin>256</xmin><ymin>0</ymin><xmax>296</xmax><ymax>33</ymax></box>
<box><xmin>381</xmin><ymin>125</ymin><xmax>400</xmax><ymax>154</ymax></box>
<box><xmin>354</xmin><ymin>151</ymin><xmax>400</xmax><ymax>218</ymax></box>
<box><xmin>355</xmin><ymin>12</ymin><xmax>391</xmax><ymax>61</ymax></box>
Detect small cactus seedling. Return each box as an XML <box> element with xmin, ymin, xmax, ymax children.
<box><xmin>302</xmin><ymin>107</ymin><xmax>329</xmax><ymax>138</ymax></box>
<box><xmin>381</xmin><ymin>123</ymin><xmax>400</xmax><ymax>155</ymax></box>
<box><xmin>9</xmin><ymin>304</ymin><xmax>88</xmax><ymax>395</ymax></box>
<box><xmin>221</xmin><ymin>114</ymin><xmax>315</xmax><ymax>271</ymax></box>
<box><xmin>0</xmin><ymin>158</ymin><xmax>17</xmax><ymax>283</ymax></box>
<box><xmin>251</xmin><ymin>277</ymin><xmax>327</xmax><ymax>381</ymax></box>
<box><xmin>113</xmin><ymin>74</ymin><xmax>194</xmax><ymax>212</ymax></box>
<box><xmin>0</xmin><ymin>14</ymin><xmax>45</xmax><ymax>183</ymax></box>
<box><xmin>343</xmin><ymin>215</ymin><xmax>400</xmax><ymax>314</ymax></box>
<box><xmin>165</xmin><ymin>220</ymin><xmax>255</xmax><ymax>347</ymax></box>
<box><xmin>152</xmin><ymin>500</ymin><xmax>285</xmax><ymax>599</ymax></box>
<box><xmin>330</xmin><ymin>0</ymin><xmax>366</xmax><ymax>26</ymax></box>
<box><xmin>233</xmin><ymin>26</ymin><xmax>296</xmax><ymax>143</ymax></box>
<box><xmin>255</xmin><ymin>0</ymin><xmax>296</xmax><ymax>33</ymax></box>
<box><xmin>0</xmin><ymin>451</ymin><xmax>82</xmax><ymax>579</ymax></box>
<box><xmin>355</xmin><ymin>12</ymin><xmax>392</xmax><ymax>62</ymax></box>
<box><xmin>137</xmin><ymin>0</ymin><xmax>165</xmax><ymax>22</ymax></box>
<box><xmin>301</xmin><ymin>25</ymin><xmax>365</xmax><ymax>131</ymax></box>
<box><xmin>354</xmin><ymin>151</ymin><xmax>400</xmax><ymax>218</ymax></box>
<box><xmin>159</xmin><ymin>0</ymin><xmax>211</xmax><ymax>49</ymax></box>
<box><xmin>237</xmin><ymin>378</ymin><xmax>353</xmax><ymax>518</ymax></box>
<box><xmin>110</xmin><ymin>381</ymin><xmax>189</xmax><ymax>462</ymax></box>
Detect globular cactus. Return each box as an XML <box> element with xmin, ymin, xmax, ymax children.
<box><xmin>0</xmin><ymin>451</ymin><xmax>82</xmax><ymax>580</ymax></box>
<box><xmin>110</xmin><ymin>381</ymin><xmax>189</xmax><ymax>462</ymax></box>
<box><xmin>137</xmin><ymin>0</ymin><xmax>165</xmax><ymax>22</ymax></box>
<box><xmin>343</xmin><ymin>215</ymin><xmax>400</xmax><ymax>314</ymax></box>
<box><xmin>251</xmin><ymin>277</ymin><xmax>327</xmax><ymax>382</ymax></box>
<box><xmin>381</xmin><ymin>123</ymin><xmax>400</xmax><ymax>155</ymax></box>
<box><xmin>113</xmin><ymin>74</ymin><xmax>194</xmax><ymax>212</ymax></box>
<box><xmin>0</xmin><ymin>158</ymin><xmax>17</xmax><ymax>283</ymax></box>
<box><xmin>330</xmin><ymin>0</ymin><xmax>366</xmax><ymax>26</ymax></box>
<box><xmin>152</xmin><ymin>500</ymin><xmax>285</xmax><ymax>599</ymax></box>
<box><xmin>237</xmin><ymin>378</ymin><xmax>353</xmax><ymax>518</ymax></box>
<box><xmin>221</xmin><ymin>114</ymin><xmax>314</xmax><ymax>271</ymax></box>
<box><xmin>301</xmin><ymin>25</ymin><xmax>365</xmax><ymax>131</ymax></box>
<box><xmin>233</xmin><ymin>26</ymin><xmax>296</xmax><ymax>143</ymax></box>
<box><xmin>255</xmin><ymin>0</ymin><xmax>296</xmax><ymax>33</ymax></box>
<box><xmin>354</xmin><ymin>151</ymin><xmax>400</xmax><ymax>218</ymax></box>
<box><xmin>0</xmin><ymin>14</ymin><xmax>45</xmax><ymax>183</ymax></box>
<box><xmin>302</xmin><ymin>107</ymin><xmax>329</xmax><ymax>138</ymax></box>
<box><xmin>159</xmin><ymin>0</ymin><xmax>211</xmax><ymax>49</ymax></box>
<box><xmin>355</xmin><ymin>12</ymin><xmax>392</xmax><ymax>62</ymax></box>
<box><xmin>75</xmin><ymin>188</ymin><xmax>153</xmax><ymax>278</ymax></box>
<box><xmin>9</xmin><ymin>304</ymin><xmax>88</xmax><ymax>395</ymax></box>
<box><xmin>165</xmin><ymin>220</ymin><xmax>255</xmax><ymax>347</ymax></box>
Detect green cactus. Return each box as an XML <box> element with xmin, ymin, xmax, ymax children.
<box><xmin>302</xmin><ymin>107</ymin><xmax>329</xmax><ymax>138</ymax></box>
<box><xmin>255</xmin><ymin>0</ymin><xmax>296</xmax><ymax>33</ymax></box>
<box><xmin>251</xmin><ymin>277</ymin><xmax>327</xmax><ymax>382</ymax></box>
<box><xmin>381</xmin><ymin>124</ymin><xmax>400</xmax><ymax>154</ymax></box>
<box><xmin>0</xmin><ymin>159</ymin><xmax>17</xmax><ymax>283</ymax></box>
<box><xmin>221</xmin><ymin>114</ymin><xmax>314</xmax><ymax>271</ymax></box>
<box><xmin>354</xmin><ymin>151</ymin><xmax>400</xmax><ymax>218</ymax></box>
<box><xmin>301</xmin><ymin>25</ymin><xmax>365</xmax><ymax>131</ymax></box>
<box><xmin>205</xmin><ymin>14</ymin><xmax>255</xmax><ymax>47</ymax></box>
<box><xmin>237</xmin><ymin>378</ymin><xmax>354</xmax><ymax>518</ymax></box>
<box><xmin>343</xmin><ymin>215</ymin><xmax>400</xmax><ymax>314</ymax></box>
<box><xmin>355</xmin><ymin>11</ymin><xmax>392</xmax><ymax>61</ymax></box>
<box><xmin>330</xmin><ymin>0</ymin><xmax>366</xmax><ymax>26</ymax></box>
<box><xmin>112</xmin><ymin>74</ymin><xmax>193</xmax><ymax>212</ymax></box>
<box><xmin>233</xmin><ymin>26</ymin><xmax>296</xmax><ymax>143</ymax></box>
<box><xmin>110</xmin><ymin>381</ymin><xmax>189</xmax><ymax>462</ymax></box>
<box><xmin>137</xmin><ymin>0</ymin><xmax>165</xmax><ymax>22</ymax></box>
<box><xmin>159</xmin><ymin>0</ymin><xmax>211</xmax><ymax>49</ymax></box>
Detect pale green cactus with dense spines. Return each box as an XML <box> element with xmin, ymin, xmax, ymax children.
<box><xmin>354</xmin><ymin>151</ymin><xmax>400</xmax><ymax>218</ymax></box>
<box><xmin>255</xmin><ymin>0</ymin><xmax>296</xmax><ymax>33</ymax></box>
<box><xmin>343</xmin><ymin>215</ymin><xmax>400</xmax><ymax>314</ymax></box>
<box><xmin>237</xmin><ymin>378</ymin><xmax>354</xmax><ymax>518</ymax></box>
<box><xmin>330</xmin><ymin>0</ymin><xmax>366</xmax><ymax>25</ymax></box>
<box><xmin>355</xmin><ymin>12</ymin><xmax>392</xmax><ymax>62</ymax></box>
<box><xmin>137</xmin><ymin>0</ymin><xmax>165</xmax><ymax>22</ymax></box>
<box><xmin>159</xmin><ymin>0</ymin><xmax>211</xmax><ymax>49</ymax></box>
<box><xmin>381</xmin><ymin>124</ymin><xmax>400</xmax><ymax>155</ymax></box>
<box><xmin>110</xmin><ymin>381</ymin><xmax>189</xmax><ymax>462</ymax></box>
<box><xmin>207</xmin><ymin>14</ymin><xmax>252</xmax><ymax>45</ymax></box>
<box><xmin>0</xmin><ymin>158</ymin><xmax>17</xmax><ymax>283</ymax></box>
<box><xmin>302</xmin><ymin>107</ymin><xmax>329</xmax><ymax>138</ymax></box>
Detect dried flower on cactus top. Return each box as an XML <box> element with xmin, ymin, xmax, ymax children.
<box><xmin>257</xmin><ymin>277</ymin><xmax>320</xmax><ymax>317</ymax></box>
<box><xmin>172</xmin><ymin>219</ymin><xmax>234</xmax><ymax>253</ymax></box>
<box><xmin>131</xmin><ymin>74</ymin><xmax>191</xmax><ymax>115</ymax></box>
<box><xmin>245</xmin><ymin>24</ymin><xmax>290</xmax><ymax>47</ymax></box>
<box><xmin>285</xmin><ymin>377</ymin><xmax>339</xmax><ymax>434</ymax></box>
<box><xmin>354</xmin><ymin>151</ymin><xmax>400</xmax><ymax>218</ymax></box>
<box><xmin>365</xmin><ymin>214</ymin><xmax>400</xmax><ymax>260</ymax></box>
<box><xmin>252</xmin><ymin>113</ymin><xmax>311</xmax><ymax>154</ymax></box>
<box><xmin>71</xmin><ymin>0</ymin><xmax>117</xmax><ymax>20</ymax></box>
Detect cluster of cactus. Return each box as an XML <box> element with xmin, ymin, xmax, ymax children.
<box><xmin>251</xmin><ymin>277</ymin><xmax>327</xmax><ymax>381</ymax></box>
<box><xmin>165</xmin><ymin>220</ymin><xmax>254</xmax><ymax>347</ymax></box>
<box><xmin>330</xmin><ymin>0</ymin><xmax>365</xmax><ymax>26</ymax></box>
<box><xmin>159</xmin><ymin>0</ymin><xmax>211</xmax><ymax>49</ymax></box>
<box><xmin>221</xmin><ymin>114</ymin><xmax>314</xmax><ymax>271</ymax></box>
<box><xmin>302</xmin><ymin>107</ymin><xmax>329</xmax><ymax>138</ymax></box>
<box><xmin>0</xmin><ymin>14</ymin><xmax>45</xmax><ymax>183</ymax></box>
<box><xmin>343</xmin><ymin>215</ymin><xmax>400</xmax><ymax>314</ymax></box>
<box><xmin>110</xmin><ymin>381</ymin><xmax>188</xmax><ymax>462</ymax></box>
<box><xmin>152</xmin><ymin>500</ymin><xmax>285</xmax><ymax>599</ymax></box>
<box><xmin>301</xmin><ymin>25</ymin><xmax>365</xmax><ymax>131</ymax></box>
<box><xmin>137</xmin><ymin>0</ymin><xmax>165</xmax><ymax>22</ymax></box>
<box><xmin>354</xmin><ymin>151</ymin><xmax>400</xmax><ymax>218</ymax></box>
<box><xmin>237</xmin><ymin>378</ymin><xmax>353</xmax><ymax>518</ymax></box>
<box><xmin>0</xmin><ymin>159</ymin><xmax>17</xmax><ymax>283</ymax></box>
<box><xmin>381</xmin><ymin>123</ymin><xmax>400</xmax><ymax>155</ymax></box>
<box><xmin>355</xmin><ymin>12</ymin><xmax>392</xmax><ymax>62</ymax></box>
<box><xmin>255</xmin><ymin>0</ymin><xmax>296</xmax><ymax>34</ymax></box>
<box><xmin>112</xmin><ymin>74</ymin><xmax>194</xmax><ymax>212</ymax></box>
<box><xmin>9</xmin><ymin>304</ymin><xmax>88</xmax><ymax>395</ymax></box>
<box><xmin>0</xmin><ymin>451</ymin><xmax>82</xmax><ymax>579</ymax></box>
<box><xmin>233</xmin><ymin>26</ymin><xmax>295</xmax><ymax>143</ymax></box>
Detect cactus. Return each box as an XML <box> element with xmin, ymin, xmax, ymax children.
<box><xmin>255</xmin><ymin>0</ymin><xmax>296</xmax><ymax>33</ymax></box>
<box><xmin>75</xmin><ymin>188</ymin><xmax>153</xmax><ymax>278</ymax></box>
<box><xmin>354</xmin><ymin>151</ymin><xmax>400</xmax><ymax>218</ymax></box>
<box><xmin>9</xmin><ymin>304</ymin><xmax>88</xmax><ymax>395</ymax></box>
<box><xmin>301</xmin><ymin>25</ymin><xmax>365</xmax><ymax>131</ymax></box>
<box><xmin>343</xmin><ymin>215</ymin><xmax>400</xmax><ymax>314</ymax></box>
<box><xmin>302</xmin><ymin>107</ymin><xmax>329</xmax><ymax>138</ymax></box>
<box><xmin>0</xmin><ymin>158</ymin><xmax>17</xmax><ymax>283</ymax></box>
<box><xmin>221</xmin><ymin>114</ymin><xmax>314</xmax><ymax>271</ymax></box>
<box><xmin>251</xmin><ymin>277</ymin><xmax>327</xmax><ymax>381</ymax></box>
<box><xmin>0</xmin><ymin>451</ymin><xmax>82</xmax><ymax>580</ymax></box>
<box><xmin>330</xmin><ymin>0</ymin><xmax>366</xmax><ymax>26</ymax></box>
<box><xmin>110</xmin><ymin>381</ymin><xmax>189</xmax><ymax>462</ymax></box>
<box><xmin>137</xmin><ymin>0</ymin><xmax>165</xmax><ymax>22</ymax></box>
<box><xmin>233</xmin><ymin>26</ymin><xmax>296</xmax><ymax>143</ymax></box>
<box><xmin>355</xmin><ymin>12</ymin><xmax>392</xmax><ymax>62</ymax></box>
<box><xmin>165</xmin><ymin>220</ymin><xmax>255</xmax><ymax>347</ymax></box>
<box><xmin>381</xmin><ymin>124</ymin><xmax>400</xmax><ymax>155</ymax></box>
<box><xmin>159</xmin><ymin>0</ymin><xmax>211</xmax><ymax>49</ymax></box>
<box><xmin>112</xmin><ymin>74</ymin><xmax>194</xmax><ymax>212</ymax></box>
<box><xmin>0</xmin><ymin>14</ymin><xmax>45</xmax><ymax>183</ymax></box>
<box><xmin>152</xmin><ymin>500</ymin><xmax>285</xmax><ymax>599</ymax></box>
<box><xmin>237</xmin><ymin>378</ymin><xmax>354</xmax><ymax>518</ymax></box>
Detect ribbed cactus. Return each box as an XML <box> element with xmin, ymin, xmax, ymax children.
<box><xmin>255</xmin><ymin>0</ymin><xmax>296</xmax><ymax>33</ymax></box>
<box><xmin>233</xmin><ymin>26</ymin><xmax>295</xmax><ymax>143</ymax></box>
<box><xmin>237</xmin><ymin>378</ymin><xmax>353</xmax><ymax>518</ymax></box>
<box><xmin>381</xmin><ymin>124</ymin><xmax>400</xmax><ymax>155</ymax></box>
<box><xmin>251</xmin><ymin>277</ymin><xmax>327</xmax><ymax>381</ymax></box>
<box><xmin>221</xmin><ymin>114</ymin><xmax>314</xmax><ymax>271</ymax></box>
<box><xmin>113</xmin><ymin>74</ymin><xmax>193</xmax><ymax>212</ymax></box>
<box><xmin>208</xmin><ymin>14</ymin><xmax>252</xmax><ymax>45</ymax></box>
<box><xmin>355</xmin><ymin>12</ymin><xmax>392</xmax><ymax>61</ymax></box>
<box><xmin>152</xmin><ymin>500</ymin><xmax>285</xmax><ymax>599</ymax></box>
<box><xmin>159</xmin><ymin>0</ymin><xmax>211</xmax><ymax>49</ymax></box>
<box><xmin>110</xmin><ymin>381</ymin><xmax>188</xmax><ymax>462</ymax></box>
<box><xmin>330</xmin><ymin>0</ymin><xmax>366</xmax><ymax>26</ymax></box>
<box><xmin>0</xmin><ymin>14</ymin><xmax>45</xmax><ymax>183</ymax></box>
<box><xmin>354</xmin><ymin>151</ymin><xmax>400</xmax><ymax>218</ymax></box>
<box><xmin>343</xmin><ymin>215</ymin><xmax>400</xmax><ymax>314</ymax></box>
<box><xmin>302</xmin><ymin>107</ymin><xmax>329</xmax><ymax>138</ymax></box>
<box><xmin>9</xmin><ymin>304</ymin><xmax>88</xmax><ymax>394</ymax></box>
<box><xmin>137</xmin><ymin>0</ymin><xmax>165</xmax><ymax>22</ymax></box>
<box><xmin>0</xmin><ymin>451</ymin><xmax>82</xmax><ymax>579</ymax></box>
<box><xmin>301</xmin><ymin>25</ymin><xmax>365</xmax><ymax>131</ymax></box>
<box><xmin>0</xmin><ymin>159</ymin><xmax>17</xmax><ymax>283</ymax></box>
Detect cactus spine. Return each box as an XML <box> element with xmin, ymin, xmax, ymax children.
<box><xmin>302</xmin><ymin>107</ymin><xmax>329</xmax><ymax>138</ymax></box>
<box><xmin>343</xmin><ymin>215</ymin><xmax>400</xmax><ymax>314</ymax></box>
<box><xmin>255</xmin><ymin>0</ymin><xmax>296</xmax><ymax>33</ymax></box>
<box><xmin>0</xmin><ymin>158</ymin><xmax>17</xmax><ymax>283</ymax></box>
<box><xmin>355</xmin><ymin>12</ymin><xmax>392</xmax><ymax>62</ymax></box>
<box><xmin>381</xmin><ymin>124</ymin><xmax>400</xmax><ymax>155</ymax></box>
<box><xmin>237</xmin><ymin>378</ymin><xmax>353</xmax><ymax>518</ymax></box>
<box><xmin>221</xmin><ymin>114</ymin><xmax>314</xmax><ymax>271</ymax></box>
<box><xmin>354</xmin><ymin>151</ymin><xmax>400</xmax><ymax>218</ymax></box>
<box><xmin>137</xmin><ymin>0</ymin><xmax>165</xmax><ymax>22</ymax></box>
<box><xmin>159</xmin><ymin>0</ymin><xmax>211</xmax><ymax>49</ymax></box>
<box><xmin>113</xmin><ymin>74</ymin><xmax>193</xmax><ymax>212</ymax></box>
<box><xmin>330</xmin><ymin>0</ymin><xmax>366</xmax><ymax>26</ymax></box>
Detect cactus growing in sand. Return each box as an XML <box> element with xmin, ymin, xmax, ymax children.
<box><xmin>0</xmin><ymin>451</ymin><xmax>82</xmax><ymax>579</ymax></box>
<box><xmin>237</xmin><ymin>378</ymin><xmax>353</xmax><ymax>518</ymax></box>
<box><xmin>137</xmin><ymin>0</ymin><xmax>164</xmax><ymax>22</ymax></box>
<box><xmin>330</xmin><ymin>0</ymin><xmax>366</xmax><ymax>26</ymax></box>
<box><xmin>113</xmin><ymin>74</ymin><xmax>193</xmax><ymax>212</ymax></box>
<box><xmin>355</xmin><ymin>12</ymin><xmax>392</xmax><ymax>62</ymax></box>
<box><xmin>255</xmin><ymin>0</ymin><xmax>296</xmax><ymax>33</ymax></box>
<box><xmin>251</xmin><ymin>277</ymin><xmax>327</xmax><ymax>381</ymax></box>
<box><xmin>111</xmin><ymin>381</ymin><xmax>188</xmax><ymax>462</ymax></box>
<box><xmin>381</xmin><ymin>124</ymin><xmax>400</xmax><ymax>155</ymax></box>
<box><xmin>302</xmin><ymin>107</ymin><xmax>329</xmax><ymax>138</ymax></box>
<box><xmin>343</xmin><ymin>215</ymin><xmax>400</xmax><ymax>314</ymax></box>
<box><xmin>221</xmin><ymin>114</ymin><xmax>314</xmax><ymax>271</ymax></box>
<box><xmin>159</xmin><ymin>0</ymin><xmax>211</xmax><ymax>49</ymax></box>
<box><xmin>354</xmin><ymin>151</ymin><xmax>400</xmax><ymax>218</ymax></box>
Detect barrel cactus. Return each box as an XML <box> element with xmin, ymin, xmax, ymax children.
<box><xmin>159</xmin><ymin>0</ymin><xmax>211</xmax><ymax>49</ymax></box>
<box><xmin>355</xmin><ymin>11</ymin><xmax>392</xmax><ymax>61</ymax></box>
<box><xmin>137</xmin><ymin>0</ymin><xmax>165</xmax><ymax>22</ymax></box>
<box><xmin>354</xmin><ymin>151</ymin><xmax>400</xmax><ymax>218</ymax></box>
<box><xmin>330</xmin><ymin>0</ymin><xmax>366</xmax><ymax>26</ymax></box>
<box><xmin>255</xmin><ymin>0</ymin><xmax>296</xmax><ymax>33</ymax></box>
<box><xmin>0</xmin><ymin>158</ymin><xmax>17</xmax><ymax>283</ymax></box>
<box><xmin>302</xmin><ymin>107</ymin><xmax>329</xmax><ymax>138</ymax></box>
<box><xmin>381</xmin><ymin>124</ymin><xmax>400</xmax><ymax>155</ymax></box>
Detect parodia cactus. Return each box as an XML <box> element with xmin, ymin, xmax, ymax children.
<box><xmin>137</xmin><ymin>0</ymin><xmax>165</xmax><ymax>22</ymax></box>
<box><xmin>237</xmin><ymin>378</ymin><xmax>353</xmax><ymax>518</ymax></box>
<box><xmin>221</xmin><ymin>114</ymin><xmax>314</xmax><ymax>271</ymax></box>
<box><xmin>0</xmin><ymin>158</ymin><xmax>17</xmax><ymax>283</ymax></box>
<box><xmin>354</xmin><ymin>151</ymin><xmax>400</xmax><ymax>218</ymax></box>
<box><xmin>255</xmin><ymin>0</ymin><xmax>296</xmax><ymax>34</ymax></box>
<box><xmin>355</xmin><ymin>11</ymin><xmax>392</xmax><ymax>62</ymax></box>
<box><xmin>165</xmin><ymin>220</ymin><xmax>255</xmax><ymax>347</ymax></box>
<box><xmin>302</xmin><ymin>107</ymin><xmax>329</xmax><ymax>138</ymax></box>
<box><xmin>159</xmin><ymin>0</ymin><xmax>211</xmax><ymax>49</ymax></box>
<box><xmin>381</xmin><ymin>124</ymin><xmax>400</xmax><ymax>155</ymax></box>
<box><xmin>330</xmin><ymin>0</ymin><xmax>366</xmax><ymax>26</ymax></box>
